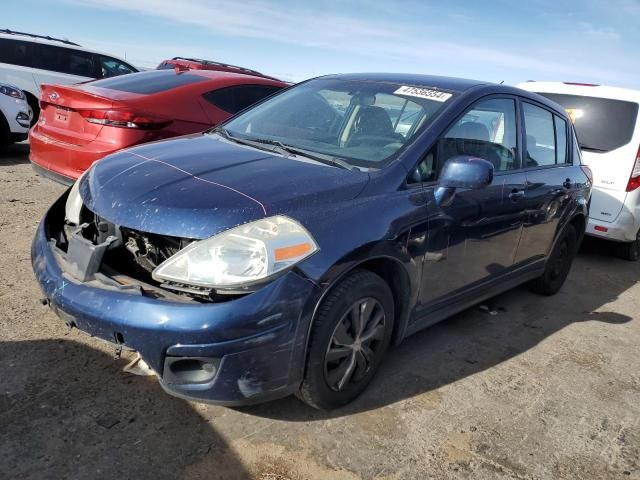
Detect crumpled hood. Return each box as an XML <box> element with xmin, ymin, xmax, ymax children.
<box><xmin>81</xmin><ymin>134</ymin><xmax>369</xmax><ymax>239</ymax></box>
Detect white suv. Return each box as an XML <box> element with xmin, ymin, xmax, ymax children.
<box><xmin>518</xmin><ymin>81</ymin><xmax>640</xmax><ymax>260</ymax></box>
<box><xmin>0</xmin><ymin>29</ymin><xmax>138</xmax><ymax>124</ymax></box>
<box><xmin>0</xmin><ymin>82</ymin><xmax>30</xmax><ymax>151</ymax></box>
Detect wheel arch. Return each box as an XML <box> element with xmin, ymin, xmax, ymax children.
<box><xmin>569</xmin><ymin>212</ymin><xmax>586</xmax><ymax>245</ymax></box>
<box><xmin>305</xmin><ymin>254</ymin><xmax>413</xmax><ymax>358</ymax></box>
<box><xmin>23</xmin><ymin>90</ymin><xmax>40</xmax><ymax>125</ymax></box>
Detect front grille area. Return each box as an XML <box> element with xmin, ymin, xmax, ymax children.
<box><xmin>51</xmin><ymin>204</ymin><xmax>236</xmax><ymax>303</ymax></box>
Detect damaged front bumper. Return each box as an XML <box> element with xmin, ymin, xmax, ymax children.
<box><xmin>31</xmin><ymin>196</ymin><xmax>321</xmax><ymax>406</ymax></box>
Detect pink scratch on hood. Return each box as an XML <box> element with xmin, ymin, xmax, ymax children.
<box><xmin>127</xmin><ymin>151</ymin><xmax>268</xmax><ymax>216</ymax></box>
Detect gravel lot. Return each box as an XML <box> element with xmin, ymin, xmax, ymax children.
<box><xmin>1</xmin><ymin>143</ymin><xmax>639</xmax><ymax>480</ymax></box>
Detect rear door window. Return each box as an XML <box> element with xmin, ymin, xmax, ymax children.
<box><xmin>537</xmin><ymin>93</ymin><xmax>639</xmax><ymax>153</ymax></box>
<box><xmin>203</xmin><ymin>84</ymin><xmax>282</xmax><ymax>114</ymax></box>
<box><xmin>31</xmin><ymin>44</ymin><xmax>95</xmax><ymax>77</ymax></box>
<box><xmin>523</xmin><ymin>102</ymin><xmax>556</xmax><ymax>167</ymax></box>
<box><xmin>87</xmin><ymin>70</ymin><xmax>206</xmax><ymax>94</ymax></box>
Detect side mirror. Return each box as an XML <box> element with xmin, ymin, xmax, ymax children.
<box><xmin>435</xmin><ymin>155</ymin><xmax>494</xmax><ymax>206</ymax></box>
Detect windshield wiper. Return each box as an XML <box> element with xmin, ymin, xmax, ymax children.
<box><xmin>245</xmin><ymin>138</ymin><xmax>357</xmax><ymax>171</ymax></box>
<box><xmin>211</xmin><ymin>128</ymin><xmax>358</xmax><ymax>171</ymax></box>
<box><xmin>210</xmin><ymin>127</ymin><xmax>278</xmax><ymax>153</ymax></box>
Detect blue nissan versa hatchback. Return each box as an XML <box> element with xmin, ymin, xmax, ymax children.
<box><xmin>32</xmin><ymin>74</ymin><xmax>592</xmax><ymax>410</ymax></box>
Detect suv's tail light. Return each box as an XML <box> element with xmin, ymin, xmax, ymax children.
<box><xmin>79</xmin><ymin>109</ymin><xmax>172</xmax><ymax>129</ymax></box>
<box><xmin>625</xmin><ymin>145</ymin><xmax>640</xmax><ymax>192</ymax></box>
<box><xmin>581</xmin><ymin>165</ymin><xmax>593</xmax><ymax>185</ymax></box>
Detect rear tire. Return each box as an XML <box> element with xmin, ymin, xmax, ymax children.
<box><xmin>297</xmin><ymin>270</ymin><xmax>394</xmax><ymax>410</ymax></box>
<box><xmin>618</xmin><ymin>230</ymin><xmax>640</xmax><ymax>261</ymax></box>
<box><xmin>529</xmin><ymin>224</ymin><xmax>578</xmax><ymax>296</ymax></box>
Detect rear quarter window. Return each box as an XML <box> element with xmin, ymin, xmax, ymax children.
<box><xmin>537</xmin><ymin>93</ymin><xmax>639</xmax><ymax>153</ymax></box>
<box><xmin>87</xmin><ymin>70</ymin><xmax>206</xmax><ymax>94</ymax></box>
<box><xmin>203</xmin><ymin>84</ymin><xmax>282</xmax><ymax>114</ymax></box>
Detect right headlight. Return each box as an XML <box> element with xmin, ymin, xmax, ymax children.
<box><xmin>152</xmin><ymin>215</ymin><xmax>318</xmax><ymax>290</ymax></box>
<box><xmin>65</xmin><ymin>169</ymin><xmax>90</xmax><ymax>226</ymax></box>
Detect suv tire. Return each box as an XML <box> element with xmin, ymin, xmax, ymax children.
<box><xmin>0</xmin><ymin>112</ymin><xmax>10</xmax><ymax>153</ymax></box>
<box><xmin>618</xmin><ymin>230</ymin><xmax>640</xmax><ymax>261</ymax></box>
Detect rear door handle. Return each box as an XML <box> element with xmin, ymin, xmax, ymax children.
<box><xmin>508</xmin><ymin>190</ymin><xmax>525</xmax><ymax>202</ymax></box>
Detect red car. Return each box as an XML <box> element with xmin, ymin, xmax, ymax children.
<box><xmin>29</xmin><ymin>69</ymin><xmax>286</xmax><ymax>184</ymax></box>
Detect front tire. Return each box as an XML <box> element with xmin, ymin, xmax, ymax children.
<box><xmin>529</xmin><ymin>223</ymin><xmax>578</xmax><ymax>296</ymax></box>
<box><xmin>25</xmin><ymin>93</ymin><xmax>40</xmax><ymax>127</ymax></box>
<box><xmin>0</xmin><ymin>112</ymin><xmax>10</xmax><ymax>153</ymax></box>
<box><xmin>297</xmin><ymin>270</ymin><xmax>394</xmax><ymax>410</ymax></box>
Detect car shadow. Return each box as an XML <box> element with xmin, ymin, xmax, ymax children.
<box><xmin>0</xmin><ymin>339</ymin><xmax>251</xmax><ymax>480</ymax></box>
<box><xmin>0</xmin><ymin>142</ymin><xmax>30</xmax><ymax>165</ymax></box>
<box><xmin>240</xmin><ymin>241</ymin><xmax>635</xmax><ymax>421</ymax></box>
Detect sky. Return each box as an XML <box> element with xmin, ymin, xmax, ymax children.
<box><xmin>3</xmin><ymin>0</ymin><xmax>639</xmax><ymax>88</ymax></box>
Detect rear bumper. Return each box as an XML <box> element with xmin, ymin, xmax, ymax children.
<box><xmin>31</xmin><ymin>161</ymin><xmax>74</xmax><ymax>186</ymax></box>
<box><xmin>31</xmin><ymin>197</ymin><xmax>321</xmax><ymax>405</ymax></box>
<box><xmin>29</xmin><ymin>125</ymin><xmax>118</xmax><ymax>182</ymax></box>
<box><xmin>587</xmin><ymin>208</ymin><xmax>640</xmax><ymax>242</ymax></box>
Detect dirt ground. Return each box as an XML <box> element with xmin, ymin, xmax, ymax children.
<box><xmin>1</xmin><ymin>142</ymin><xmax>639</xmax><ymax>480</ymax></box>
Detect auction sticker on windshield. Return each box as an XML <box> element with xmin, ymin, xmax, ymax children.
<box><xmin>394</xmin><ymin>86</ymin><xmax>452</xmax><ymax>102</ymax></box>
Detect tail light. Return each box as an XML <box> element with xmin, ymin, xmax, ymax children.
<box><xmin>79</xmin><ymin>109</ymin><xmax>172</xmax><ymax>130</ymax></box>
<box><xmin>625</xmin><ymin>146</ymin><xmax>640</xmax><ymax>192</ymax></box>
<box><xmin>580</xmin><ymin>165</ymin><xmax>593</xmax><ymax>185</ymax></box>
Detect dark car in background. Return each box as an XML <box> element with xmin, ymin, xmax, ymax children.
<box><xmin>29</xmin><ymin>69</ymin><xmax>286</xmax><ymax>184</ymax></box>
<box><xmin>32</xmin><ymin>74</ymin><xmax>591</xmax><ymax>410</ymax></box>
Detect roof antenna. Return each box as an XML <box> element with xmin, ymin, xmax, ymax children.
<box><xmin>499</xmin><ymin>80</ymin><xmax>504</xmax><ymax>84</ymax></box>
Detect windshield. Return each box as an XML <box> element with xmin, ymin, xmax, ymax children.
<box><xmin>220</xmin><ymin>78</ymin><xmax>455</xmax><ymax>169</ymax></box>
<box><xmin>537</xmin><ymin>93</ymin><xmax>639</xmax><ymax>153</ymax></box>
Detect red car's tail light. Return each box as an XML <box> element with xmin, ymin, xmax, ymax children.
<box><xmin>79</xmin><ymin>109</ymin><xmax>172</xmax><ymax>129</ymax></box>
<box><xmin>625</xmin><ymin>145</ymin><xmax>640</xmax><ymax>192</ymax></box>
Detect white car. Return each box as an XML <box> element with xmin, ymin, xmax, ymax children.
<box><xmin>0</xmin><ymin>82</ymin><xmax>30</xmax><ymax>151</ymax></box>
<box><xmin>518</xmin><ymin>81</ymin><xmax>640</xmax><ymax>260</ymax></box>
<box><xmin>0</xmin><ymin>29</ymin><xmax>138</xmax><ymax>124</ymax></box>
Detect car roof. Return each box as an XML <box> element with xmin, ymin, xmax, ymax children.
<box><xmin>0</xmin><ymin>31</ymin><xmax>133</xmax><ymax>66</ymax></box>
<box><xmin>319</xmin><ymin>73</ymin><xmax>492</xmax><ymax>92</ymax></box>
<box><xmin>80</xmin><ymin>69</ymin><xmax>286</xmax><ymax>98</ymax></box>
<box><xmin>517</xmin><ymin>81</ymin><xmax>640</xmax><ymax>102</ymax></box>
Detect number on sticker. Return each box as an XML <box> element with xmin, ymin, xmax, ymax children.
<box><xmin>394</xmin><ymin>86</ymin><xmax>452</xmax><ymax>102</ymax></box>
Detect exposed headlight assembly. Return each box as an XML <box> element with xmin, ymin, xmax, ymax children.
<box><xmin>153</xmin><ymin>216</ymin><xmax>318</xmax><ymax>290</ymax></box>
<box><xmin>65</xmin><ymin>169</ymin><xmax>90</xmax><ymax>225</ymax></box>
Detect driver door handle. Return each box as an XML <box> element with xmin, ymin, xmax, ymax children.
<box><xmin>508</xmin><ymin>189</ymin><xmax>525</xmax><ymax>202</ymax></box>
